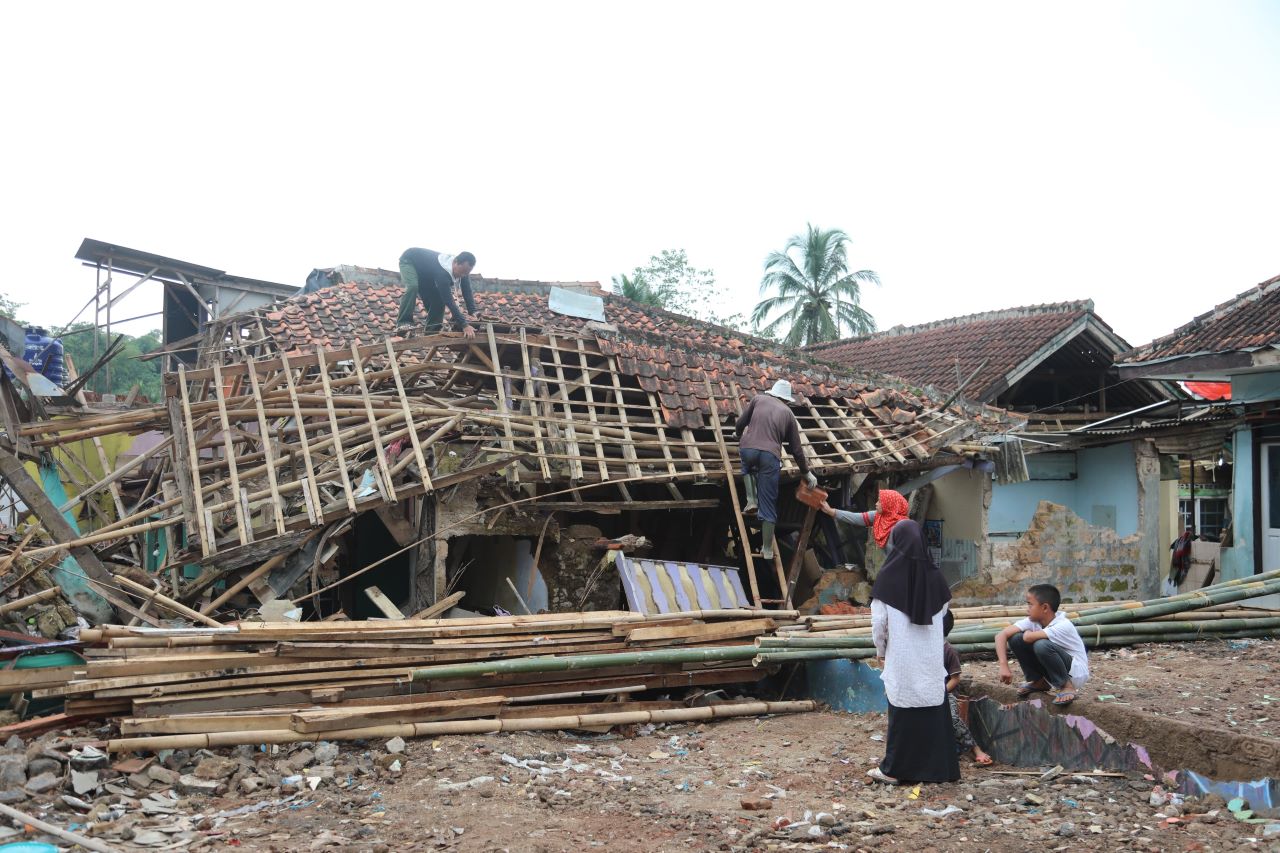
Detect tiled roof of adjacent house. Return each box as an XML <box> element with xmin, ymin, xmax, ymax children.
<box><xmin>806</xmin><ymin>302</ymin><xmax>1103</xmax><ymax>402</ymax></box>
<box><xmin>1118</xmin><ymin>273</ymin><xmax>1280</xmax><ymax>365</ymax></box>
<box><xmin>258</xmin><ymin>277</ymin><xmax>1015</xmax><ymax>434</ymax></box>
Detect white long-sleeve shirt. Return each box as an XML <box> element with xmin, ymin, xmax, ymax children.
<box><xmin>872</xmin><ymin>599</ymin><xmax>948</xmax><ymax>708</ymax></box>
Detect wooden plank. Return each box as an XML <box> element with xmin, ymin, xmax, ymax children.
<box><xmin>605</xmin><ymin>355</ymin><xmax>643</xmax><ymax>480</ymax></box>
<box><xmin>373</xmin><ymin>504</ymin><xmax>418</xmax><ymax>548</ymax></box>
<box><xmin>0</xmin><ymin>449</ymin><xmax>115</xmax><ymax>590</ymax></box>
<box><xmin>316</xmin><ymin>346</ymin><xmax>358</xmax><ymax>514</ymax></box>
<box><xmin>623</xmin><ymin>618</ymin><xmax>774</xmax><ymax>644</ymax></box>
<box><xmin>175</xmin><ymin>366</ymin><xmax>213</xmax><ymax>555</ymax></box>
<box><xmin>703</xmin><ymin>378</ymin><xmax>759</xmax><ymax>606</ymax></box>
<box><xmin>576</xmin><ymin>338</ymin><xmax>610</xmax><ymax>480</ymax></box>
<box><xmin>531</xmin><ymin>499</ymin><xmax>720</xmax><ymax>511</ymax></box>
<box><xmin>85</xmin><ymin>579</ymin><xmax>163</xmax><ymax>627</ymax></box>
<box><xmin>245</xmin><ymin>362</ymin><xmax>288</xmax><ymax>535</ymax></box>
<box><xmin>518</xmin><ymin>328</ymin><xmax>553</xmax><ymax>481</ymax></box>
<box><xmin>807</xmin><ymin>401</ymin><xmax>855</xmax><ymax>468</ymax></box>
<box><xmin>384</xmin><ymin>339</ymin><xmax>434</xmax><ymax>494</ymax></box>
<box><xmin>278</xmin><ymin>351</ymin><xmax>325</xmax><ymax>524</ymax></box>
<box><xmin>785</xmin><ymin>506</ymin><xmax>818</xmax><ymax>609</ymax></box>
<box><xmin>547</xmin><ymin>333</ymin><xmax>583</xmax><ymax>481</ymax></box>
<box><xmin>291</xmin><ymin>695</ymin><xmax>505</xmax><ymax>733</ymax></box>
<box><xmin>410</xmin><ymin>590</ymin><xmax>464</xmax><ymax>620</ymax></box>
<box><xmin>363</xmin><ymin>585</ymin><xmax>405</xmax><ymax>620</ymax></box>
<box><xmin>485</xmin><ymin>323</ymin><xmax>519</xmax><ymax>483</ymax></box>
<box><xmin>211</xmin><ymin>363</ymin><xmax>251</xmax><ymax>545</ymax></box>
<box><xmin>349</xmin><ymin>342</ymin><xmax>397</xmax><ymax>501</ymax></box>
<box><xmin>121</xmin><ymin>712</ymin><xmax>297</xmax><ymax>735</ymax></box>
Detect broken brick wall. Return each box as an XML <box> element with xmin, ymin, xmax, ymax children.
<box><xmin>952</xmin><ymin>498</ymin><xmax>1158</xmax><ymax>606</ymax></box>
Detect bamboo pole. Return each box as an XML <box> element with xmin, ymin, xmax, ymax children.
<box><xmin>413</xmin><ymin>644</ymin><xmax>761</xmax><ymax>682</ymax></box>
<box><xmin>0</xmin><ymin>801</ymin><xmax>123</xmax><ymax>853</ymax></box>
<box><xmin>113</xmin><ymin>575</ymin><xmax>224</xmax><ymax>628</ymax></box>
<box><xmin>106</xmin><ymin>700</ymin><xmax>816</xmax><ymax>752</ymax></box>
<box><xmin>0</xmin><ymin>586</ymin><xmax>60</xmax><ymax>614</ymax></box>
<box><xmin>199</xmin><ymin>548</ymin><xmax>295</xmax><ymax>615</ymax></box>
<box><xmin>752</xmin><ymin>625</ymin><xmax>1280</xmax><ymax>666</ymax></box>
<box><xmin>757</xmin><ymin>616</ymin><xmax>1280</xmax><ymax>649</ymax></box>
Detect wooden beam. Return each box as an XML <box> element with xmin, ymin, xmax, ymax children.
<box><xmin>704</xmin><ymin>378</ymin><xmax>759</xmax><ymax>606</ymax></box>
<box><xmin>363</xmin><ymin>585</ymin><xmax>406</xmax><ymax>620</ymax></box>
<box><xmin>0</xmin><ymin>448</ymin><xmax>115</xmax><ymax>589</ymax></box>
<box><xmin>529</xmin><ymin>499</ymin><xmax>720</xmax><ymax>511</ymax></box>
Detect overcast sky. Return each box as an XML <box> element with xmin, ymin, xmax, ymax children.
<box><xmin>3</xmin><ymin>2</ymin><xmax>1278</xmax><ymax>349</ymax></box>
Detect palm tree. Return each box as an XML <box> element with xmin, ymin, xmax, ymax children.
<box><xmin>752</xmin><ymin>225</ymin><xmax>879</xmax><ymax>347</ymax></box>
<box><xmin>612</xmin><ymin>273</ymin><xmax>666</xmax><ymax>308</ymax></box>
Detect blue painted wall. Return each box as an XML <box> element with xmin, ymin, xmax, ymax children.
<box><xmin>1221</xmin><ymin>426</ymin><xmax>1254</xmax><ymax>581</ymax></box>
<box><xmin>989</xmin><ymin>442</ymin><xmax>1139</xmax><ymax>537</ymax></box>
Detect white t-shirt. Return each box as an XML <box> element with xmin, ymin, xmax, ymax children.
<box><xmin>1014</xmin><ymin>611</ymin><xmax>1090</xmax><ymax>688</ymax></box>
<box><xmin>871</xmin><ymin>599</ymin><xmax>948</xmax><ymax>708</ymax></box>
<box><xmin>436</xmin><ymin>252</ymin><xmax>461</xmax><ymax>283</ymax></box>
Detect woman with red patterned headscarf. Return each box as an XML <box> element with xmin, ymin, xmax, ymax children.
<box><xmin>820</xmin><ymin>488</ymin><xmax>910</xmax><ymax>552</ymax></box>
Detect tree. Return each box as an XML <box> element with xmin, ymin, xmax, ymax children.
<box><xmin>752</xmin><ymin>225</ymin><xmax>879</xmax><ymax>347</ymax></box>
<box><xmin>60</xmin><ymin>325</ymin><xmax>164</xmax><ymax>401</ymax></box>
<box><xmin>0</xmin><ymin>292</ymin><xmax>22</xmax><ymax>322</ymax></box>
<box><xmin>611</xmin><ymin>273</ymin><xmax>665</xmax><ymax>308</ymax></box>
<box><xmin>619</xmin><ymin>249</ymin><xmax>746</xmax><ymax>330</ymax></box>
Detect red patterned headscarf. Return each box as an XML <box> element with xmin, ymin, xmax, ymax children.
<box><xmin>872</xmin><ymin>489</ymin><xmax>909</xmax><ymax>548</ymax></box>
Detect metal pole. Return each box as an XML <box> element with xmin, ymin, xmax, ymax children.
<box><xmin>104</xmin><ymin>255</ymin><xmax>113</xmax><ymax>395</ymax></box>
<box><xmin>93</xmin><ymin>261</ymin><xmax>101</xmax><ymax>392</ymax></box>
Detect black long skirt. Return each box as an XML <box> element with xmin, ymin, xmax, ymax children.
<box><xmin>880</xmin><ymin>699</ymin><xmax>961</xmax><ymax>783</ymax></box>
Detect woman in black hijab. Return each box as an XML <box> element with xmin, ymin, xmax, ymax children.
<box><xmin>866</xmin><ymin>518</ymin><xmax>959</xmax><ymax>785</ymax></box>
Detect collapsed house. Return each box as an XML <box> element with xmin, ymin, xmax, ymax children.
<box><xmin>0</xmin><ymin>242</ymin><xmax>1021</xmax><ymax>637</ymax></box>
<box><xmin>1117</xmin><ymin>272</ymin><xmax>1280</xmax><ymax>596</ymax></box>
<box><xmin>806</xmin><ymin>301</ymin><xmax>1232</xmax><ymax>605</ymax></box>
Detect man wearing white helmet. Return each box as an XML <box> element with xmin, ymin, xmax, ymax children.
<box><xmin>734</xmin><ymin>379</ymin><xmax>817</xmax><ymax>560</ymax></box>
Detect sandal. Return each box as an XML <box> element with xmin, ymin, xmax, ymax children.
<box><xmin>1016</xmin><ymin>680</ymin><xmax>1049</xmax><ymax>698</ymax></box>
<box><xmin>866</xmin><ymin>767</ymin><xmax>898</xmax><ymax>785</ymax></box>
<box><xmin>974</xmin><ymin>753</ymin><xmax>993</xmax><ymax>766</ymax></box>
<box><xmin>1052</xmin><ymin>690</ymin><xmax>1077</xmax><ymax>707</ymax></box>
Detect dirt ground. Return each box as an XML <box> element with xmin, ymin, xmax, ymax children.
<box><xmin>965</xmin><ymin>636</ymin><xmax>1280</xmax><ymax>738</ymax></box>
<box><xmin>6</xmin><ymin>640</ymin><xmax>1280</xmax><ymax>852</ymax></box>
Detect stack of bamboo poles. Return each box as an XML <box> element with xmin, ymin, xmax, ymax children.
<box><xmin>753</xmin><ymin>569</ymin><xmax>1280</xmax><ymax>666</ymax></box>
<box><xmin>35</xmin><ymin>609</ymin><xmax>815</xmax><ymax>753</ymax></box>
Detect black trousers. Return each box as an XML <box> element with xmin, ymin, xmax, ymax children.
<box><xmin>1009</xmin><ymin>633</ymin><xmax>1074</xmax><ymax>689</ymax></box>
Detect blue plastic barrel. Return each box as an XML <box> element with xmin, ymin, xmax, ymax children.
<box><xmin>22</xmin><ymin>327</ymin><xmax>64</xmax><ymax>387</ymax></box>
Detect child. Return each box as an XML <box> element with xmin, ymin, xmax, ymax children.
<box><xmin>995</xmin><ymin>583</ymin><xmax>1090</xmax><ymax>707</ymax></box>
<box><xmin>943</xmin><ymin>612</ymin><xmax>992</xmax><ymax>766</ymax></box>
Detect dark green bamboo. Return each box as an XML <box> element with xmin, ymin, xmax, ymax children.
<box><xmin>755</xmin><ymin>626</ymin><xmax>1280</xmax><ymax>665</ymax></box>
<box><xmin>411</xmin><ymin>644</ymin><xmax>759</xmax><ymax>682</ymax></box>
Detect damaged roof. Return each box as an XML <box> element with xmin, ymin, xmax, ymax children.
<box><xmin>804</xmin><ymin>301</ymin><xmax>1136</xmax><ymax>403</ymax></box>
<box><xmin>258</xmin><ymin>278</ymin><xmax>1015</xmax><ymax>433</ymax></box>
<box><xmin>1118</xmin><ymin>272</ymin><xmax>1280</xmax><ymax>367</ymax></box>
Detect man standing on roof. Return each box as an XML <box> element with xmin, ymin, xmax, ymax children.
<box><xmin>396</xmin><ymin>248</ymin><xmax>478</xmax><ymax>339</ymax></box>
<box><xmin>734</xmin><ymin>379</ymin><xmax>818</xmax><ymax>560</ymax></box>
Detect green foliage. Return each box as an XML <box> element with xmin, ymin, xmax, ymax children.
<box><xmin>619</xmin><ymin>249</ymin><xmax>746</xmax><ymax>331</ymax></box>
<box><xmin>60</xmin><ymin>324</ymin><xmax>164</xmax><ymax>401</ymax></box>
<box><xmin>0</xmin><ymin>292</ymin><xmax>23</xmax><ymax>322</ymax></box>
<box><xmin>752</xmin><ymin>224</ymin><xmax>879</xmax><ymax>347</ymax></box>
<box><xmin>611</xmin><ymin>273</ymin><xmax>665</xmax><ymax>307</ymax></box>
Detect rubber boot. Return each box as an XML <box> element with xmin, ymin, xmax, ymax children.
<box><xmin>742</xmin><ymin>475</ymin><xmax>758</xmax><ymax>516</ymax></box>
<box><xmin>761</xmin><ymin>521</ymin><xmax>776</xmax><ymax>561</ymax></box>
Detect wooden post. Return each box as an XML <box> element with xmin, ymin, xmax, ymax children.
<box><xmin>175</xmin><ymin>366</ymin><xmax>213</xmax><ymax>555</ymax></box>
<box><xmin>0</xmin><ymin>448</ymin><xmax>115</xmax><ymax>589</ymax></box>
<box><xmin>785</xmin><ymin>506</ymin><xmax>818</xmax><ymax>609</ymax></box>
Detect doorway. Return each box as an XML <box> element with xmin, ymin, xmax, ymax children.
<box><xmin>1263</xmin><ymin>443</ymin><xmax>1280</xmax><ymax>573</ymax></box>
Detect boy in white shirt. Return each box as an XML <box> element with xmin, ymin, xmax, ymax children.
<box><xmin>995</xmin><ymin>583</ymin><xmax>1090</xmax><ymax>707</ymax></box>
